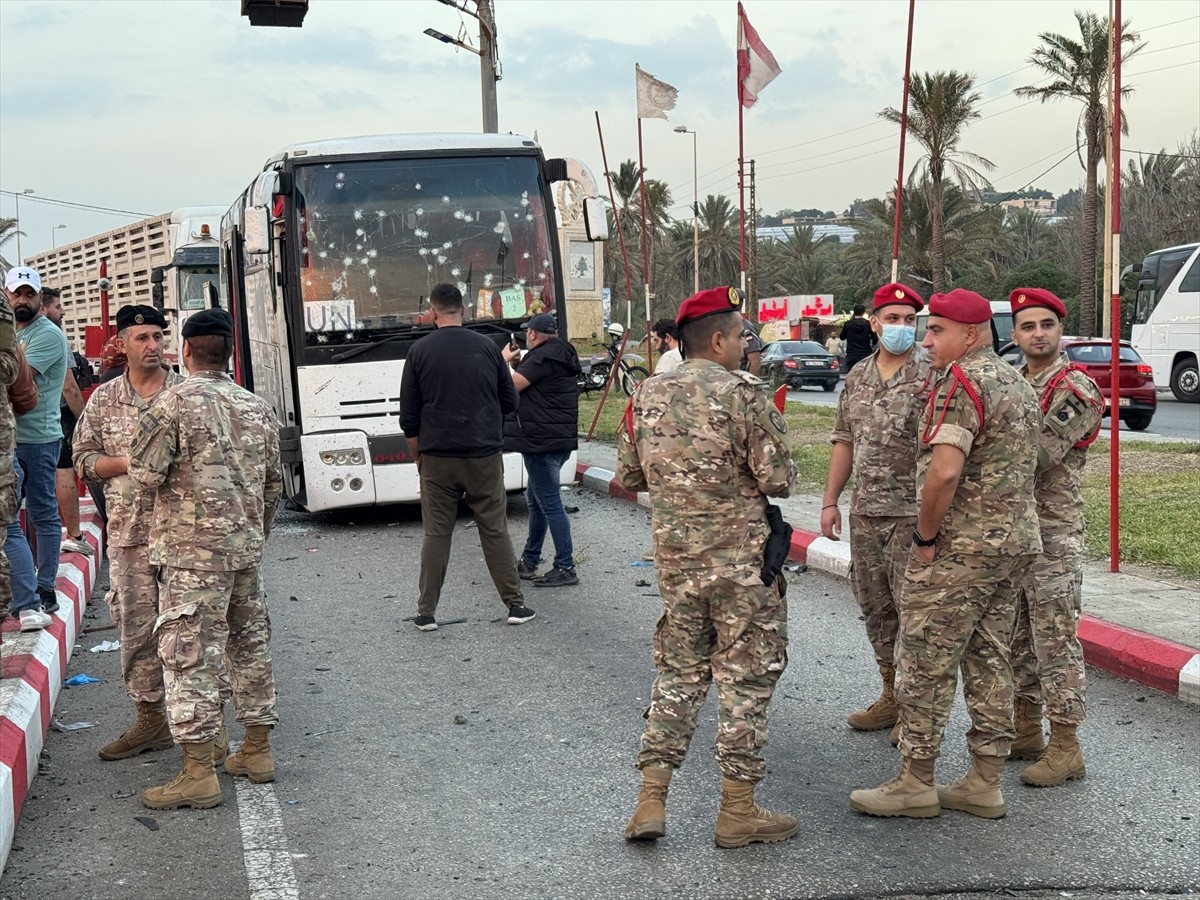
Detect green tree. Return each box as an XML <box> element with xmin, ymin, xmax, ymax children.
<box><xmin>1015</xmin><ymin>10</ymin><xmax>1143</xmax><ymax>336</ymax></box>
<box><xmin>0</xmin><ymin>217</ymin><xmax>23</xmax><ymax>272</ymax></box>
<box><xmin>881</xmin><ymin>70</ymin><xmax>995</xmax><ymax>293</ymax></box>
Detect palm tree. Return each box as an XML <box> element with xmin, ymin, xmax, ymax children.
<box><xmin>694</xmin><ymin>195</ymin><xmax>741</xmax><ymax>289</ymax></box>
<box><xmin>881</xmin><ymin>70</ymin><xmax>995</xmax><ymax>293</ymax></box>
<box><xmin>0</xmin><ymin>217</ymin><xmax>23</xmax><ymax>273</ymax></box>
<box><xmin>1015</xmin><ymin>10</ymin><xmax>1143</xmax><ymax>336</ymax></box>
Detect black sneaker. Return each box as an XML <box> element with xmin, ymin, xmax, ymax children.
<box><xmin>516</xmin><ymin>560</ymin><xmax>538</xmax><ymax>581</ymax></box>
<box><xmin>413</xmin><ymin>616</ymin><xmax>438</xmax><ymax>632</ymax></box>
<box><xmin>533</xmin><ymin>567</ymin><xmax>579</xmax><ymax>588</ymax></box>
<box><xmin>506</xmin><ymin>605</ymin><xmax>536</xmax><ymax>625</ymax></box>
<box><xmin>39</xmin><ymin>588</ymin><xmax>60</xmax><ymax>615</ymax></box>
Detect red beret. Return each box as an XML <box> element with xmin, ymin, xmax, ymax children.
<box><xmin>872</xmin><ymin>282</ymin><xmax>924</xmax><ymax>313</ymax></box>
<box><xmin>1010</xmin><ymin>287</ymin><xmax>1067</xmax><ymax>320</ymax></box>
<box><xmin>927</xmin><ymin>289</ymin><xmax>992</xmax><ymax>325</ymax></box>
<box><xmin>676</xmin><ymin>286</ymin><xmax>744</xmax><ymax>327</ymax></box>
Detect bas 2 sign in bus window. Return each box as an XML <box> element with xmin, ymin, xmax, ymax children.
<box><xmin>294</xmin><ymin>156</ymin><xmax>557</xmax><ymax>342</ymax></box>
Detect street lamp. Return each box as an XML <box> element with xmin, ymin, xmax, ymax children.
<box><xmin>14</xmin><ymin>188</ymin><xmax>33</xmax><ymax>261</ymax></box>
<box><xmin>425</xmin><ymin>0</ymin><xmax>499</xmax><ymax>133</ymax></box>
<box><xmin>52</xmin><ymin>224</ymin><xmax>66</xmax><ymax>249</ymax></box>
<box><xmin>673</xmin><ymin>126</ymin><xmax>699</xmax><ymax>293</ymax></box>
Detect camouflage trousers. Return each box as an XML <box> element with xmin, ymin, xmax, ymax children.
<box><xmin>638</xmin><ymin>563</ymin><xmax>788</xmax><ymax>783</ymax></box>
<box><xmin>895</xmin><ymin>551</ymin><xmax>1033</xmax><ymax>760</ymax></box>
<box><xmin>156</xmin><ymin>565</ymin><xmax>278</xmax><ymax>744</ymax></box>
<box><xmin>849</xmin><ymin>514</ymin><xmax>915</xmax><ymax>671</ymax></box>
<box><xmin>0</xmin><ymin>470</ymin><xmax>14</xmax><ymax>610</ymax></box>
<box><xmin>1011</xmin><ymin>544</ymin><xmax>1087</xmax><ymax>725</ymax></box>
<box><xmin>108</xmin><ymin>545</ymin><xmax>166</xmax><ymax>705</ymax></box>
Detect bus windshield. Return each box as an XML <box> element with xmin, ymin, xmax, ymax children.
<box><xmin>293</xmin><ymin>155</ymin><xmax>557</xmax><ymax>343</ymax></box>
<box><xmin>178</xmin><ymin>266</ymin><xmax>221</xmax><ymax>310</ymax></box>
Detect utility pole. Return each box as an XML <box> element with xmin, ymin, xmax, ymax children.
<box><xmin>747</xmin><ymin>159</ymin><xmax>757</xmax><ymax>315</ymax></box>
<box><xmin>477</xmin><ymin>0</ymin><xmax>499</xmax><ymax>133</ymax></box>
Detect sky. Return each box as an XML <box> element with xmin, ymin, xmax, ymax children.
<box><xmin>1</xmin><ymin>0</ymin><xmax>1197</xmax><ymax>261</ymax></box>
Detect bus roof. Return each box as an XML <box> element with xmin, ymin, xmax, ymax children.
<box><xmin>265</xmin><ymin>133</ymin><xmax>540</xmax><ymax>166</ymax></box>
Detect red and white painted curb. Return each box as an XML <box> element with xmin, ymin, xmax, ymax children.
<box><xmin>576</xmin><ymin>461</ymin><xmax>1200</xmax><ymax>706</ymax></box>
<box><xmin>1</xmin><ymin>507</ymin><xmax>102</xmax><ymax>872</ymax></box>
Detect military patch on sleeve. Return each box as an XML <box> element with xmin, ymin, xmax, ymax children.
<box><xmin>769</xmin><ymin>408</ymin><xmax>788</xmax><ymax>434</ymax></box>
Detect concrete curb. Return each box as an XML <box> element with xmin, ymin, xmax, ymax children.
<box><xmin>575</xmin><ymin>461</ymin><xmax>1200</xmax><ymax>706</ymax></box>
<box><xmin>1</xmin><ymin>507</ymin><xmax>102</xmax><ymax>872</ymax></box>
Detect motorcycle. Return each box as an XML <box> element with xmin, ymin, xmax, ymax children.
<box><xmin>578</xmin><ymin>324</ymin><xmax>649</xmax><ymax>396</ymax></box>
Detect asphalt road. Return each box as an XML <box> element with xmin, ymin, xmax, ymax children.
<box><xmin>788</xmin><ymin>382</ymin><xmax>1199</xmax><ymax>442</ymax></box>
<box><xmin>4</xmin><ymin>489</ymin><xmax>1198</xmax><ymax>899</ymax></box>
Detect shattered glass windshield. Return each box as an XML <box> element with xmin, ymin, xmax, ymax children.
<box><xmin>293</xmin><ymin>155</ymin><xmax>557</xmax><ymax>343</ymax></box>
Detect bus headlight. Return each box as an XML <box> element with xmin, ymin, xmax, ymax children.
<box><xmin>330</xmin><ymin>478</ymin><xmax>345</xmax><ymax>492</ymax></box>
<box><xmin>319</xmin><ymin>448</ymin><xmax>366</xmax><ymax>466</ymax></box>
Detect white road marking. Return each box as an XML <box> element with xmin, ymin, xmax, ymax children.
<box><xmin>234</xmin><ymin>766</ymin><xmax>299</xmax><ymax>900</ymax></box>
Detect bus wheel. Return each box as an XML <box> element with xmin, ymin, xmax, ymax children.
<box><xmin>1171</xmin><ymin>358</ymin><xmax>1199</xmax><ymax>403</ymax></box>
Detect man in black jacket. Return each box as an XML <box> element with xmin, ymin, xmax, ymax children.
<box><xmin>502</xmin><ymin>313</ymin><xmax>581</xmax><ymax>587</ymax></box>
<box><xmin>840</xmin><ymin>304</ymin><xmax>878</xmax><ymax>371</ymax></box>
<box><xmin>400</xmin><ymin>284</ymin><xmax>534</xmax><ymax>631</ymax></box>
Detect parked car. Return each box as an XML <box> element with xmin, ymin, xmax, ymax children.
<box><xmin>999</xmin><ymin>338</ymin><xmax>1157</xmax><ymax>431</ymax></box>
<box><xmin>760</xmin><ymin>340</ymin><xmax>841</xmax><ymax>391</ymax></box>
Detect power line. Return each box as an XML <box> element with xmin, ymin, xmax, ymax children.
<box><xmin>0</xmin><ymin>189</ymin><xmax>152</xmax><ymax>219</ymax></box>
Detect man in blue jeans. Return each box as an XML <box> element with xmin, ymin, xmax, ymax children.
<box><xmin>8</xmin><ymin>266</ymin><xmax>69</xmax><ymax>615</ymax></box>
<box><xmin>502</xmin><ymin>313</ymin><xmax>581</xmax><ymax>588</ymax></box>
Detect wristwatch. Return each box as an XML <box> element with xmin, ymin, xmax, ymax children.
<box><xmin>912</xmin><ymin>530</ymin><xmax>937</xmax><ymax>548</ymax></box>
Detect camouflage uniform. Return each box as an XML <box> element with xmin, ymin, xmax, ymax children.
<box><xmin>128</xmin><ymin>371</ymin><xmax>282</xmax><ymax>744</ymax></box>
<box><xmin>831</xmin><ymin>349</ymin><xmax>932</xmax><ymax>671</ymax></box>
<box><xmin>0</xmin><ymin>296</ymin><xmax>20</xmax><ymax>613</ymax></box>
<box><xmin>617</xmin><ymin>359</ymin><xmax>796</xmax><ymax>782</ymax></box>
<box><xmin>896</xmin><ymin>344</ymin><xmax>1042</xmax><ymax>760</ymax></box>
<box><xmin>1011</xmin><ymin>356</ymin><xmax>1102</xmax><ymax>725</ymax></box>
<box><xmin>73</xmin><ymin>369</ymin><xmax>182</xmax><ymax>704</ymax></box>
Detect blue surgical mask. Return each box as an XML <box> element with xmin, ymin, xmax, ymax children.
<box><xmin>880</xmin><ymin>324</ymin><xmax>916</xmax><ymax>354</ymax></box>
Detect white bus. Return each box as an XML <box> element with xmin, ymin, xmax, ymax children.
<box><xmin>1128</xmin><ymin>242</ymin><xmax>1200</xmax><ymax>403</ymax></box>
<box><xmin>220</xmin><ymin>133</ymin><xmax>607</xmax><ymax>511</ymax></box>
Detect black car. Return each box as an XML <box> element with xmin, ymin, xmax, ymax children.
<box><xmin>760</xmin><ymin>340</ymin><xmax>841</xmax><ymax>391</ymax></box>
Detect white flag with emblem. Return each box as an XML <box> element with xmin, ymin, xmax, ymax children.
<box><xmin>635</xmin><ymin>64</ymin><xmax>679</xmax><ymax>120</ymax></box>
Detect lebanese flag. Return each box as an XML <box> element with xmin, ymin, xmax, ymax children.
<box><xmin>737</xmin><ymin>2</ymin><xmax>781</xmax><ymax>109</ymax></box>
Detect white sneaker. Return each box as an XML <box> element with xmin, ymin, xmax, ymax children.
<box><xmin>61</xmin><ymin>536</ymin><xmax>94</xmax><ymax>556</ymax></box>
<box><xmin>19</xmin><ymin>608</ymin><xmax>52</xmax><ymax>632</ymax></box>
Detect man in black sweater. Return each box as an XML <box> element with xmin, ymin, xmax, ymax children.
<box><xmin>840</xmin><ymin>304</ymin><xmax>878</xmax><ymax>371</ymax></box>
<box><xmin>502</xmin><ymin>313</ymin><xmax>582</xmax><ymax>588</ymax></box>
<box><xmin>400</xmin><ymin>283</ymin><xmax>534</xmax><ymax>631</ymax></box>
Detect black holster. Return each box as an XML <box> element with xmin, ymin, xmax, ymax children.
<box><xmin>761</xmin><ymin>504</ymin><xmax>794</xmax><ymax>586</ymax></box>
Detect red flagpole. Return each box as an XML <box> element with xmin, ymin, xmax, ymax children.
<box><xmin>637</xmin><ymin>116</ymin><xmax>654</xmax><ymax>373</ymax></box>
<box><xmin>890</xmin><ymin>0</ymin><xmax>916</xmax><ymax>283</ymax></box>
<box><xmin>1109</xmin><ymin>0</ymin><xmax>1122</xmax><ymax>572</ymax></box>
<box><xmin>737</xmin><ymin>2</ymin><xmax>747</xmax><ymax>291</ymax></box>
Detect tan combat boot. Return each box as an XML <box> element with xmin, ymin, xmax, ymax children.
<box><xmin>141</xmin><ymin>741</ymin><xmax>222</xmax><ymax>810</ymax></box>
<box><xmin>849</xmin><ymin>757</ymin><xmax>940</xmax><ymax>818</ymax></box>
<box><xmin>937</xmin><ymin>754</ymin><xmax>1006</xmax><ymax>818</ymax></box>
<box><xmin>847</xmin><ymin>665</ymin><xmax>899</xmax><ymax>731</ymax></box>
<box><xmin>714</xmin><ymin>778</ymin><xmax>799</xmax><ymax>848</ymax></box>
<box><xmin>624</xmin><ymin>766</ymin><xmax>671</xmax><ymax>841</ymax></box>
<box><xmin>213</xmin><ymin>716</ymin><xmax>229</xmax><ymax>768</ymax></box>
<box><xmin>1021</xmin><ymin>722</ymin><xmax>1085</xmax><ymax>787</ymax></box>
<box><xmin>1009</xmin><ymin>698</ymin><xmax>1046</xmax><ymax>760</ymax></box>
<box><xmin>224</xmin><ymin>725</ymin><xmax>276</xmax><ymax>783</ymax></box>
<box><xmin>889</xmin><ymin>720</ymin><xmax>901</xmax><ymax>747</ymax></box>
<box><xmin>98</xmin><ymin>701</ymin><xmax>175</xmax><ymax>761</ymax></box>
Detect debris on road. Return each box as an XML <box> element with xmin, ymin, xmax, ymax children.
<box><xmin>51</xmin><ymin>719</ymin><xmax>99</xmax><ymax>732</ymax></box>
<box><xmin>89</xmin><ymin>640</ymin><xmax>120</xmax><ymax>653</ymax></box>
<box><xmin>64</xmin><ymin>674</ymin><xmax>99</xmax><ymax>686</ymax></box>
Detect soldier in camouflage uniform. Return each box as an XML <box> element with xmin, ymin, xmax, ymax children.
<box><xmin>617</xmin><ymin>286</ymin><xmax>799</xmax><ymax>849</ymax></box>
<box><xmin>128</xmin><ymin>308</ymin><xmax>283</xmax><ymax>810</ymax></box>
<box><xmin>822</xmin><ymin>283</ymin><xmax>931</xmax><ymax>732</ymax></box>
<box><xmin>74</xmin><ymin>305</ymin><xmax>183</xmax><ymax>760</ymax></box>
<box><xmin>850</xmin><ymin>289</ymin><xmax>1041</xmax><ymax>820</ymax></box>
<box><xmin>1006</xmin><ymin>288</ymin><xmax>1103</xmax><ymax>788</ymax></box>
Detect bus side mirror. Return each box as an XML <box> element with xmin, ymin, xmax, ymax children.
<box><xmin>150</xmin><ymin>267</ymin><xmax>165</xmax><ymax>309</ymax></box>
<box><xmin>203</xmin><ymin>281</ymin><xmax>220</xmax><ymax>309</ymax></box>
<box><xmin>583</xmin><ymin>198</ymin><xmax>608</xmax><ymax>242</ymax></box>
<box><xmin>244</xmin><ymin>206</ymin><xmax>271</xmax><ymax>255</ymax></box>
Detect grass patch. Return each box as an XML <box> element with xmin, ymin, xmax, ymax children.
<box><xmin>579</xmin><ymin>392</ymin><xmax>836</xmax><ymax>489</ymax></box>
<box><xmin>1081</xmin><ymin>443</ymin><xmax>1200</xmax><ymax>580</ymax></box>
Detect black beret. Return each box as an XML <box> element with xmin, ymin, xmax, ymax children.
<box><xmin>182</xmin><ymin>308</ymin><xmax>234</xmax><ymax>339</ymax></box>
<box><xmin>115</xmin><ymin>304</ymin><xmax>167</xmax><ymax>331</ymax></box>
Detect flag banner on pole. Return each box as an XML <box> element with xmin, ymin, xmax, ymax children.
<box><xmin>737</xmin><ymin>2</ymin><xmax>781</xmax><ymax>109</ymax></box>
<box><xmin>635</xmin><ymin>64</ymin><xmax>679</xmax><ymax>120</ymax></box>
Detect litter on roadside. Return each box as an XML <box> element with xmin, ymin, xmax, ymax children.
<box><xmin>630</xmin><ymin>560</ymin><xmax>654</xmax><ymax>567</ymax></box>
<box><xmin>64</xmin><ymin>674</ymin><xmax>100</xmax><ymax>686</ymax></box>
<box><xmin>52</xmin><ymin>719</ymin><xmax>99</xmax><ymax>731</ymax></box>
<box><xmin>89</xmin><ymin>640</ymin><xmax>120</xmax><ymax>653</ymax></box>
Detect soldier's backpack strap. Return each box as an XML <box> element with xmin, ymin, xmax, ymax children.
<box><xmin>622</xmin><ymin>394</ymin><xmax>635</xmax><ymax>438</ymax></box>
<box><xmin>1041</xmin><ymin>363</ymin><xmax>1104</xmax><ymax>449</ymax></box>
<box><xmin>922</xmin><ymin>363</ymin><xmax>985</xmax><ymax>443</ymax></box>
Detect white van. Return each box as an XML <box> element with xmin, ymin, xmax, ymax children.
<box><xmin>1128</xmin><ymin>242</ymin><xmax>1200</xmax><ymax>403</ymax></box>
<box><xmin>915</xmin><ymin>300</ymin><xmax>1014</xmax><ymax>353</ymax></box>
